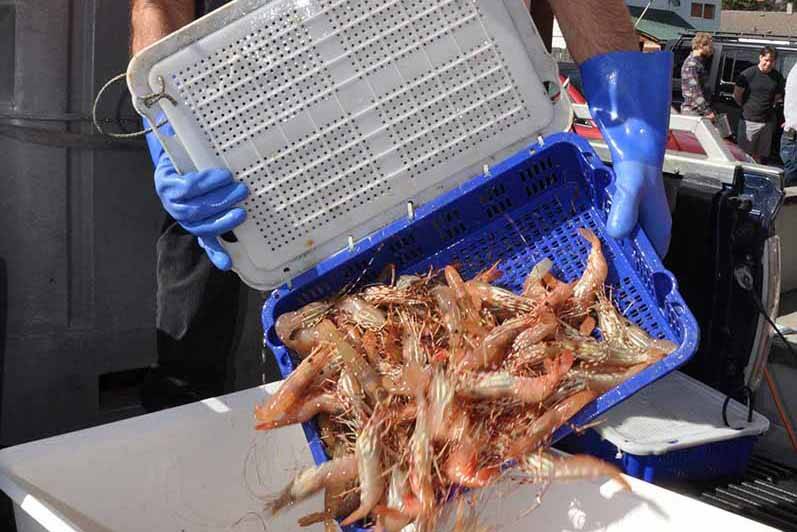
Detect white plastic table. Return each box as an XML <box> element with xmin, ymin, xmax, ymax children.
<box><xmin>0</xmin><ymin>382</ymin><xmax>779</xmax><ymax>532</ymax></box>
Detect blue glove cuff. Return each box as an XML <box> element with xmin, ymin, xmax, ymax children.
<box><xmin>580</xmin><ymin>51</ymin><xmax>673</xmax><ymax>169</ymax></box>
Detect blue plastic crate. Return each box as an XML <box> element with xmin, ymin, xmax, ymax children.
<box><xmin>555</xmin><ymin>370</ymin><xmax>769</xmax><ymax>484</ymax></box>
<box><xmin>557</xmin><ymin>429</ymin><xmax>758</xmax><ymax>483</ymax></box>
<box><xmin>261</xmin><ymin>133</ymin><xmax>699</xmax><ymax>529</ymax></box>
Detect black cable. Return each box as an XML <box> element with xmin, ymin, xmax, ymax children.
<box><xmin>722</xmin><ymin>385</ymin><xmax>754</xmax><ymax>428</ymax></box>
<box><xmin>0</xmin><ymin>112</ymin><xmax>140</xmax><ymax>124</ymax></box>
<box><xmin>720</xmin><ymin>265</ymin><xmax>797</xmax><ymax>429</ymax></box>
<box><xmin>743</xmin><ymin>276</ymin><xmax>797</xmax><ymax>363</ymax></box>
<box><xmin>0</xmin><ymin>123</ymin><xmax>145</xmax><ymax>150</ymax></box>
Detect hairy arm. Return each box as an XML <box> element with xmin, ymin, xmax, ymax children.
<box><xmin>546</xmin><ymin>0</ymin><xmax>638</xmax><ymax>63</ymax></box>
<box><xmin>130</xmin><ymin>0</ymin><xmax>195</xmax><ymax>55</ymax></box>
<box><xmin>734</xmin><ymin>71</ymin><xmax>749</xmax><ymax>107</ymax></box>
<box><xmin>733</xmin><ymin>86</ymin><xmax>745</xmax><ymax>107</ymax></box>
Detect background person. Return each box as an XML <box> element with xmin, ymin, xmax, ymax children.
<box><xmin>680</xmin><ymin>33</ymin><xmax>715</xmax><ymax>120</ymax></box>
<box><xmin>734</xmin><ymin>46</ymin><xmax>786</xmax><ymax>164</ymax></box>
<box><xmin>781</xmin><ymin>63</ymin><xmax>797</xmax><ymax>187</ymax></box>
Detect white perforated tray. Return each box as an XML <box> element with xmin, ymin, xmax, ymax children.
<box><xmin>594</xmin><ymin>371</ymin><xmax>770</xmax><ymax>456</ymax></box>
<box><xmin>128</xmin><ymin>0</ymin><xmax>572</xmax><ymax>290</ymax></box>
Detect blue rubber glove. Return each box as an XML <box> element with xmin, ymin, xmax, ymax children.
<box><xmin>144</xmin><ymin>118</ymin><xmax>249</xmax><ymax>271</ymax></box>
<box><xmin>580</xmin><ymin>51</ymin><xmax>673</xmax><ymax>257</ymax></box>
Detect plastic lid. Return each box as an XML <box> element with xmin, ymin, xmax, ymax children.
<box><xmin>127</xmin><ymin>0</ymin><xmax>573</xmax><ymax>290</ymax></box>
<box><xmin>595</xmin><ymin>371</ymin><xmax>770</xmax><ymax>456</ymax></box>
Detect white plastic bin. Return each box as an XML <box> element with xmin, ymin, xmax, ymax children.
<box><xmin>0</xmin><ymin>381</ymin><xmax>778</xmax><ymax>532</ymax></box>
<box><xmin>559</xmin><ymin>371</ymin><xmax>770</xmax><ymax>483</ymax></box>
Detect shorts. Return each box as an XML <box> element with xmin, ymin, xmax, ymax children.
<box><xmin>736</xmin><ymin>118</ymin><xmax>776</xmax><ymax>158</ymax></box>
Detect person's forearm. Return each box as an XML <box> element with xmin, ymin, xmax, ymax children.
<box><xmin>130</xmin><ymin>0</ymin><xmax>195</xmax><ymax>55</ymax></box>
<box><xmin>734</xmin><ymin>87</ymin><xmax>745</xmax><ymax>107</ymax></box>
<box><xmin>547</xmin><ymin>0</ymin><xmax>638</xmax><ymax>63</ymax></box>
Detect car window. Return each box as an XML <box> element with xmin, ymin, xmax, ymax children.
<box><xmin>781</xmin><ymin>54</ymin><xmax>797</xmax><ymax>78</ymax></box>
<box><xmin>718</xmin><ymin>47</ymin><xmax>759</xmax><ymax>97</ymax></box>
<box><xmin>672</xmin><ymin>43</ymin><xmax>692</xmax><ymax>81</ymax></box>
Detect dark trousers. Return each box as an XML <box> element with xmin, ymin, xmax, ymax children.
<box><xmin>141</xmin><ymin>216</ymin><xmax>244</xmax><ymax>411</ymax></box>
<box><xmin>781</xmin><ymin>130</ymin><xmax>797</xmax><ymax>187</ymax></box>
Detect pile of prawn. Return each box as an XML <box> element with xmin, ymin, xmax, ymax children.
<box><xmin>256</xmin><ymin>228</ymin><xmax>676</xmax><ymax>531</ymax></box>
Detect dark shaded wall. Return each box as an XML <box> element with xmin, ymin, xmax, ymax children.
<box><xmin>0</xmin><ymin>0</ymin><xmax>268</xmax><ymax>447</ymax></box>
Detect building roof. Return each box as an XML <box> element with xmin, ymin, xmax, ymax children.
<box><xmin>721</xmin><ymin>10</ymin><xmax>797</xmax><ymax>36</ymax></box>
<box><xmin>627</xmin><ymin>6</ymin><xmax>695</xmax><ymax>43</ymax></box>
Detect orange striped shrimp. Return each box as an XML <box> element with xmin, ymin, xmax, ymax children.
<box><xmin>511</xmin><ymin>310</ymin><xmax>558</xmax><ymax>353</ymax></box>
<box><xmin>431</xmin><ymin>285</ymin><xmax>464</xmax><ymax>360</ymax></box>
<box><xmin>372</xmin><ymin>468</ymin><xmax>419</xmax><ymax>532</ymax></box>
<box><xmin>255</xmin><ymin>391</ymin><xmax>342</xmax><ymax>431</ymax></box>
<box><xmin>457</xmin><ymin>352</ymin><xmax>574</xmax><ymax>404</ymax></box>
<box><xmin>522</xmin><ymin>258</ymin><xmax>553</xmax><ymax>300</ymax></box>
<box><xmin>399</xmin><ymin>310</ymin><xmax>428</xmax><ymax>366</ymax></box>
<box><xmin>316</xmin><ymin>320</ymin><xmax>387</xmax><ymax>404</ymax></box>
<box><xmin>445</xmin><ymin>266</ymin><xmax>487</xmax><ymax>338</ymax></box>
<box><xmin>566</xmin><ymin>362</ymin><xmax>651</xmax><ymax>395</ymax></box>
<box><xmin>570</xmin><ymin>228</ymin><xmax>608</xmax><ymax>316</ymax></box>
<box><xmin>444</xmin><ymin>435</ymin><xmax>501</xmax><ymax>489</ymax></box>
<box><xmin>254</xmin><ymin>344</ymin><xmax>336</xmax><ymax>429</ymax></box>
<box><xmin>268</xmin><ymin>454</ymin><xmax>358</xmax><ymax>514</ymax></box>
<box><xmin>543</xmin><ymin>277</ymin><xmax>575</xmax><ymax>310</ymax></box>
<box><xmin>507</xmin><ymin>389</ymin><xmax>597</xmax><ymax>459</ymax></box>
<box><xmin>338</xmin><ymin>368</ymin><xmax>372</xmax><ymax>429</ymax></box>
<box><xmin>336</xmin><ymin>296</ymin><xmax>386</xmax><ymax>330</ymax></box>
<box><xmin>466</xmin><ymin>281</ymin><xmax>536</xmax><ymax>315</ymax></box>
<box><xmin>521</xmin><ymin>452</ymin><xmax>630</xmax><ymax>491</ymax></box>
<box><xmin>405</xmin><ymin>363</ymin><xmax>436</xmax><ymax>521</ymax></box>
<box><xmin>460</xmin><ymin>313</ymin><xmax>538</xmax><ymax>371</ymax></box>
<box><xmin>428</xmin><ymin>369</ymin><xmax>456</xmax><ymax>442</ymax></box>
<box><xmin>341</xmin><ymin>411</ymin><xmax>386</xmax><ymax>526</ymax></box>
<box><xmin>595</xmin><ymin>291</ymin><xmax>676</xmax><ymax>359</ymax></box>
<box><xmin>274</xmin><ymin>301</ymin><xmax>330</xmax><ymax>356</ymax></box>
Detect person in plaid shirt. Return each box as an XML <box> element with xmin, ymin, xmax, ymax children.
<box><xmin>680</xmin><ymin>33</ymin><xmax>715</xmax><ymax>120</ymax></box>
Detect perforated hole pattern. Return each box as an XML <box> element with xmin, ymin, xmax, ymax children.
<box><xmin>170</xmin><ymin>0</ymin><xmax>532</xmax><ymax>257</ymax></box>
<box><xmin>262</xmin><ymin>138</ymin><xmax>696</xmax><ymax>530</ymax></box>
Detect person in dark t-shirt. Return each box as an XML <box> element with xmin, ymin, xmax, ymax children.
<box><xmin>734</xmin><ymin>46</ymin><xmax>786</xmax><ymax>163</ymax></box>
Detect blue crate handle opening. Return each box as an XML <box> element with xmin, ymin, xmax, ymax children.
<box><xmin>260</xmin><ymin>133</ymin><xmax>700</xmax><ymax>531</ymax></box>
